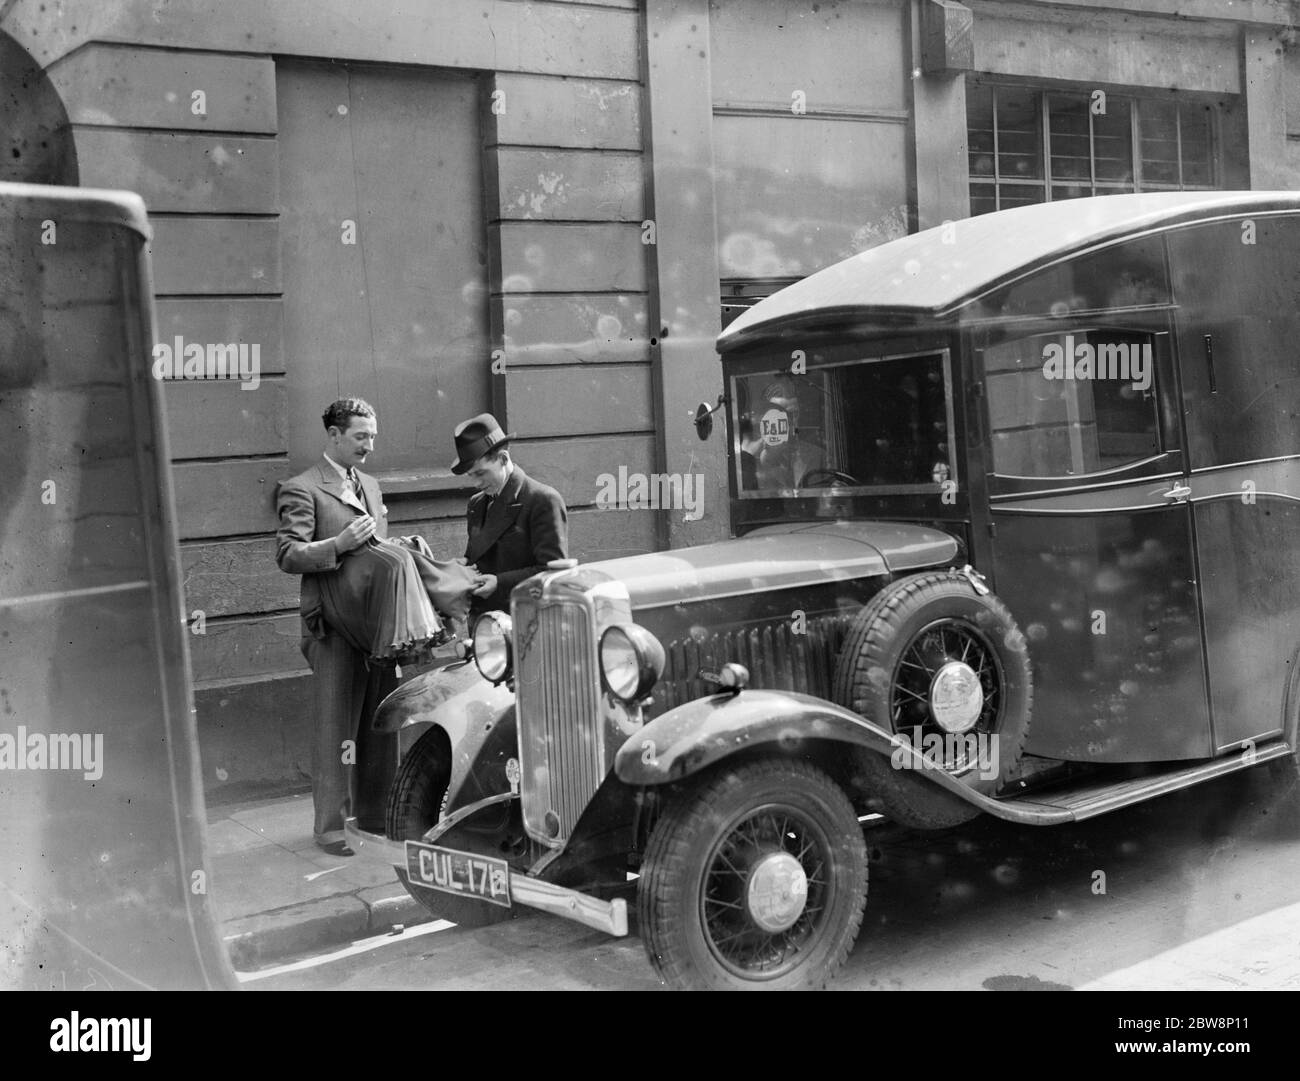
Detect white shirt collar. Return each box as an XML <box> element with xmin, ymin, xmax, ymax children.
<box><xmin>322</xmin><ymin>452</ymin><xmax>351</xmax><ymax>482</ymax></box>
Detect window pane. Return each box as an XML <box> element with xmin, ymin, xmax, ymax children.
<box><xmin>1048</xmin><ymin>95</ymin><xmax>1092</xmax><ymax>181</ymax></box>
<box><xmin>1092</xmin><ymin>97</ymin><xmax>1133</xmax><ymax>184</ymax></box>
<box><xmin>974</xmin><ymin>235</ymin><xmax>1170</xmax><ymax>319</ymax></box>
<box><xmin>1</xmin><ymin>219</ymin><xmax>148</xmax><ymax>598</ymax></box>
<box><xmin>967</xmin><ymin>82</ymin><xmax>995</xmax><ymax>177</ymax></box>
<box><xmin>1139</xmin><ymin>100</ymin><xmax>1180</xmax><ymax>185</ymax></box>
<box><xmin>1169</xmin><ymin>216</ymin><xmax>1300</xmax><ymax>465</ymax></box>
<box><xmin>1051</xmin><ymin>183</ymin><xmax>1093</xmax><ymax>202</ymax></box>
<box><xmin>969</xmin><ymin>182</ymin><xmax>997</xmax><ymax>217</ymax></box>
<box><xmin>1178</xmin><ymin>105</ymin><xmax>1214</xmax><ymax>186</ymax></box>
<box><xmin>982</xmin><ymin>328</ymin><xmax>1161</xmax><ymax>477</ymax></box>
<box><xmin>996</xmin><ymin>85</ymin><xmax>1042</xmax><ymax>181</ymax></box>
<box><xmin>999</xmin><ymin>185</ymin><xmax>1047</xmax><ymax>209</ymax></box>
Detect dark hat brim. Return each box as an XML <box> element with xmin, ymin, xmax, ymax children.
<box><xmin>450</xmin><ymin>432</ymin><xmax>514</xmax><ymax>474</ymax></box>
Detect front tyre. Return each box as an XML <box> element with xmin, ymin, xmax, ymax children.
<box><xmin>639</xmin><ymin>758</ymin><xmax>867</xmax><ymax>990</ymax></box>
<box><xmin>384</xmin><ymin>726</ymin><xmax>455</xmax><ymax>922</ymax></box>
<box><xmin>385</xmin><ymin>725</ymin><xmax>450</xmax><ymax>842</ymax></box>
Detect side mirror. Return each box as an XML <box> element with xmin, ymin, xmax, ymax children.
<box><xmin>694</xmin><ymin>396</ymin><xmax>724</xmax><ymax>441</ymax></box>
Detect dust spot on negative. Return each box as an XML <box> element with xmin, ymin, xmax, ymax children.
<box><xmin>982</xmin><ymin>974</ymin><xmax>1073</xmax><ymax>991</ymax></box>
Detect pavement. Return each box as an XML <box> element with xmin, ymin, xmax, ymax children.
<box><xmin>206</xmin><ymin>790</ymin><xmax>431</xmax><ymax>972</ymax></box>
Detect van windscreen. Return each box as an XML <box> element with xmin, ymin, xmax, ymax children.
<box><xmin>733</xmin><ymin>351</ymin><xmax>954</xmax><ymax>496</ymax></box>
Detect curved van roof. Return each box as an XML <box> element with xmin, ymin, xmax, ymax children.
<box><xmin>717</xmin><ymin>190</ymin><xmax>1300</xmax><ymax>352</ymax></box>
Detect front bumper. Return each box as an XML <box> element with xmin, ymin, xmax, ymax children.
<box><xmin>344</xmin><ymin>817</ymin><xmax>629</xmax><ymax>937</ymax></box>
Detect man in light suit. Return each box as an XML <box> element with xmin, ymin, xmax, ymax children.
<box><xmin>451</xmin><ymin>413</ymin><xmax>568</xmax><ymax>617</ymax></box>
<box><xmin>275</xmin><ymin>397</ymin><xmax>397</xmax><ymax>855</ymax></box>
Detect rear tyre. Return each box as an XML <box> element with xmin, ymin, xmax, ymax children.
<box><xmin>638</xmin><ymin>758</ymin><xmax>867</xmax><ymax>991</ymax></box>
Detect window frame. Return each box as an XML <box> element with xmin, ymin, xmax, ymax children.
<box><xmin>980</xmin><ymin>324</ymin><xmax>1168</xmax><ymax>482</ymax></box>
<box><xmin>973</xmin><ymin>316</ymin><xmax>1184</xmax><ymax>498</ymax></box>
<box><xmin>729</xmin><ymin>345</ymin><xmax>959</xmax><ymax>499</ymax></box>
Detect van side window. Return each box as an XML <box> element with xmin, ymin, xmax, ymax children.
<box><xmin>982</xmin><ymin>328</ymin><xmax>1162</xmax><ymax>478</ymax></box>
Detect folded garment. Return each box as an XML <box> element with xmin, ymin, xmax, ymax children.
<box><xmin>318</xmin><ymin>535</ymin><xmax>478</xmax><ymax>662</ymax></box>
<box><xmin>394</xmin><ymin>534</ymin><xmax>477</xmax><ymax>626</ymax></box>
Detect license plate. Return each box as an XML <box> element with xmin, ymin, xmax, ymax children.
<box><xmin>404</xmin><ymin>841</ymin><xmax>512</xmax><ymax>908</ymax></box>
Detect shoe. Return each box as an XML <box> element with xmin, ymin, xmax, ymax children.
<box><xmin>317</xmin><ymin>839</ymin><xmax>354</xmax><ymax>857</ymax></box>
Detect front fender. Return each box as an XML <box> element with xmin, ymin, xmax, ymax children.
<box><xmin>373</xmin><ymin>660</ymin><xmax>515</xmax><ymax>809</ymax></box>
<box><xmin>613</xmin><ymin>689</ymin><xmax>996</xmax><ymax>809</ymax></box>
<box><xmin>615</xmin><ymin>689</ymin><xmax>898</xmax><ymax>784</ymax></box>
<box><xmin>373</xmin><ymin>661</ymin><xmax>507</xmax><ymax>733</ymax></box>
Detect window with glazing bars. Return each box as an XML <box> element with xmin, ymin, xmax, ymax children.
<box><xmin>967</xmin><ymin>83</ymin><xmax>1219</xmax><ymax>216</ymax></box>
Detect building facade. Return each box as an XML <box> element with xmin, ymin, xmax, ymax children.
<box><xmin>3</xmin><ymin>0</ymin><xmax>1296</xmax><ymax>798</ymax></box>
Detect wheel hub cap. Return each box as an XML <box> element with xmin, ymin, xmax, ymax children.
<box><xmin>929</xmin><ymin>660</ymin><xmax>984</xmax><ymax>733</ymax></box>
<box><xmin>745</xmin><ymin>851</ymin><xmax>808</xmax><ymax>933</ymax></box>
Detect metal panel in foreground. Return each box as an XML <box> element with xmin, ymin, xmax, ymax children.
<box><xmin>0</xmin><ymin>182</ymin><xmax>235</xmax><ymax>990</ymax></box>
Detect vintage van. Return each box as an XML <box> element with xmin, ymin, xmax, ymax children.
<box><xmin>350</xmin><ymin>191</ymin><xmax>1300</xmax><ymax>990</ymax></box>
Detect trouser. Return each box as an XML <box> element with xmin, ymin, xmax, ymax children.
<box><xmin>304</xmin><ymin>633</ymin><xmax>399</xmax><ymax>843</ymax></box>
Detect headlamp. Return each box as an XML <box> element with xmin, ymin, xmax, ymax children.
<box><xmin>599</xmin><ymin>623</ymin><xmax>665</xmax><ymax>703</ymax></box>
<box><xmin>472</xmin><ymin>612</ymin><xmax>513</xmax><ymax>684</ymax></box>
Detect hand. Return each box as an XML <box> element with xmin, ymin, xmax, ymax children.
<box><xmin>471</xmin><ymin>573</ymin><xmax>497</xmax><ymax>598</ymax></box>
<box><xmin>335</xmin><ymin>514</ymin><xmax>376</xmax><ymax>553</ymax></box>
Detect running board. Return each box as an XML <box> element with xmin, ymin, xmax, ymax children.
<box><xmin>980</xmin><ymin>742</ymin><xmax>1293</xmax><ymax>825</ymax></box>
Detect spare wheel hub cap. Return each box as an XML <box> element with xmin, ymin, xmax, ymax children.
<box><xmin>930</xmin><ymin>660</ymin><xmax>984</xmax><ymax>734</ymax></box>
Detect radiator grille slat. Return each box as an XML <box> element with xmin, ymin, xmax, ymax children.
<box><xmin>650</xmin><ymin>615</ymin><xmax>852</xmax><ymax>718</ymax></box>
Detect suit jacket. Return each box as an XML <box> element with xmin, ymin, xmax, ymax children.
<box><xmin>465</xmin><ymin>464</ymin><xmax>568</xmax><ymax>613</ymax></box>
<box><xmin>275</xmin><ymin>460</ymin><xmax>388</xmax><ymax>641</ymax></box>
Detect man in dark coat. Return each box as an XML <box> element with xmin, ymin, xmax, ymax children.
<box><xmin>451</xmin><ymin>413</ymin><xmax>568</xmax><ymax>616</ymax></box>
<box><xmin>275</xmin><ymin>397</ymin><xmax>396</xmax><ymax>855</ymax></box>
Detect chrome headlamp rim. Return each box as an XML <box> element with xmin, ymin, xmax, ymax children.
<box><xmin>599</xmin><ymin>623</ymin><xmax>665</xmax><ymax>704</ymax></box>
<box><xmin>471</xmin><ymin>612</ymin><xmax>514</xmax><ymax>684</ymax></box>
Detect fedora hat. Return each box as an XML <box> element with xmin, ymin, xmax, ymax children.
<box><xmin>450</xmin><ymin>413</ymin><xmax>514</xmax><ymax>474</ymax></box>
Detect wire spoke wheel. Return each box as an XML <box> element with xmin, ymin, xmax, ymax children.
<box><xmin>891</xmin><ymin>618</ymin><xmax>1004</xmax><ymax>773</ymax></box>
<box><xmin>639</xmin><ymin>758</ymin><xmax>867</xmax><ymax>990</ymax></box>
<box><xmin>700</xmin><ymin>804</ymin><xmax>831</xmax><ymax>978</ymax></box>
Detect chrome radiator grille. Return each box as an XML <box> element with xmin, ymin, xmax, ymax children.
<box><xmin>514</xmin><ymin>596</ymin><xmax>604</xmax><ymax>847</ymax></box>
